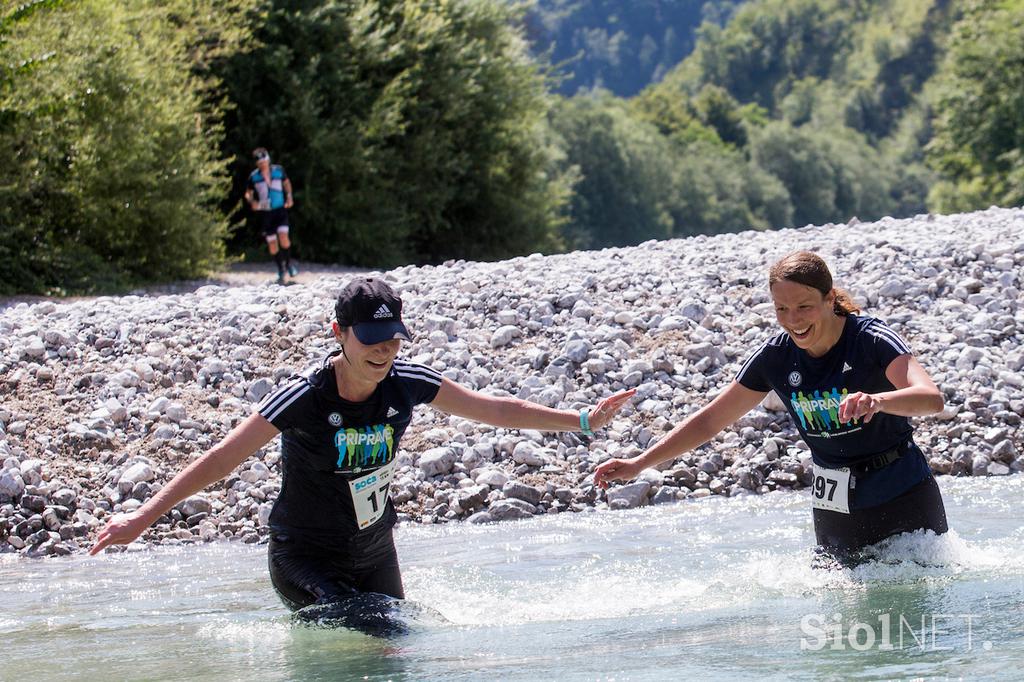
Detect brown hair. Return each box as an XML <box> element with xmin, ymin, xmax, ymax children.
<box><xmin>768</xmin><ymin>251</ymin><xmax>860</xmax><ymax>316</ymax></box>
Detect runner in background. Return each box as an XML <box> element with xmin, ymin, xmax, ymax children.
<box><xmin>245</xmin><ymin>147</ymin><xmax>296</xmax><ymax>285</ymax></box>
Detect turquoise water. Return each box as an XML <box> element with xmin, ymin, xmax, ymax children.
<box><xmin>2</xmin><ymin>475</ymin><xmax>1022</xmax><ymax>681</ymax></box>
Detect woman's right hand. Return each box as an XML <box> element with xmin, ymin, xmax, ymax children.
<box><xmin>594</xmin><ymin>456</ymin><xmax>644</xmax><ymax>489</ymax></box>
<box><xmin>89</xmin><ymin>511</ymin><xmax>152</xmax><ymax>555</ymax></box>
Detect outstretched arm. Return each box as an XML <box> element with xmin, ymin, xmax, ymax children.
<box><xmin>429</xmin><ymin>378</ymin><xmax>634</xmax><ymax>433</ymax></box>
<box><xmin>594</xmin><ymin>381</ymin><xmax>767</xmax><ymax>487</ymax></box>
<box><xmin>90</xmin><ymin>413</ymin><xmax>279</xmax><ymax>555</ymax></box>
<box><xmin>838</xmin><ymin>354</ymin><xmax>943</xmax><ymax>424</ymax></box>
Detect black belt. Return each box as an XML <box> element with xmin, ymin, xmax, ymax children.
<box><xmin>851</xmin><ymin>444</ymin><xmax>905</xmax><ymax>476</ymax></box>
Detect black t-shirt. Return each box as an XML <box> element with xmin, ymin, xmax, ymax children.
<box><xmin>736</xmin><ymin>315</ymin><xmax>930</xmax><ymax>508</ymax></box>
<box><xmin>257</xmin><ymin>352</ymin><xmax>442</xmax><ymax>538</ymax></box>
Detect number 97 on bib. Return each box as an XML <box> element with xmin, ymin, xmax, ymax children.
<box><xmin>810</xmin><ymin>463</ymin><xmax>851</xmax><ymax>514</ymax></box>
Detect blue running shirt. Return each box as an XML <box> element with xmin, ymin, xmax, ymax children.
<box><xmin>247</xmin><ymin>165</ymin><xmax>289</xmax><ymax>210</ymax></box>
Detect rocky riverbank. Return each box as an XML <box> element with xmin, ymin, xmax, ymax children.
<box><xmin>1</xmin><ymin>208</ymin><xmax>1022</xmax><ymax>556</ymax></box>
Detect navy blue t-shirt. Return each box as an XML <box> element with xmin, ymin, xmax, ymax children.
<box><xmin>257</xmin><ymin>352</ymin><xmax>442</xmax><ymax>538</ymax></box>
<box><xmin>735</xmin><ymin>315</ymin><xmax>930</xmax><ymax>509</ymax></box>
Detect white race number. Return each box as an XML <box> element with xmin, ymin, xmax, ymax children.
<box><xmin>810</xmin><ymin>463</ymin><xmax>851</xmax><ymax>514</ymax></box>
<box><xmin>348</xmin><ymin>460</ymin><xmax>397</xmax><ymax>529</ymax></box>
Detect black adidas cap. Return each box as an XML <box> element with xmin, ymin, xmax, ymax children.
<box><xmin>335</xmin><ymin>277</ymin><xmax>412</xmax><ymax>345</ymax></box>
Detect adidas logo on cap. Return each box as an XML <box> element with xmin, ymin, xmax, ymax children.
<box><xmin>373</xmin><ymin>304</ymin><xmax>393</xmax><ymax>319</ymax></box>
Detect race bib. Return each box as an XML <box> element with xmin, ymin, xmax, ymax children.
<box><xmin>348</xmin><ymin>460</ymin><xmax>397</xmax><ymax>530</ymax></box>
<box><xmin>810</xmin><ymin>463</ymin><xmax>851</xmax><ymax>514</ymax></box>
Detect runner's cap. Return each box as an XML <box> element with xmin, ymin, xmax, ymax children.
<box><xmin>335</xmin><ymin>278</ymin><xmax>412</xmax><ymax>345</ymax></box>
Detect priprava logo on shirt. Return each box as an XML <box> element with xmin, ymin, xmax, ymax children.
<box><xmin>789</xmin><ymin>388</ymin><xmax>860</xmax><ymax>435</ymax></box>
<box><xmin>334</xmin><ymin>424</ymin><xmax>395</xmax><ymax>470</ymax></box>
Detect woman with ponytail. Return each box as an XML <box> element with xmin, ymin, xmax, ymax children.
<box><xmin>596</xmin><ymin>251</ymin><xmax>948</xmax><ymax>561</ymax></box>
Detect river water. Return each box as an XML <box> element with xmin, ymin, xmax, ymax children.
<box><xmin>2</xmin><ymin>475</ymin><xmax>1022</xmax><ymax>681</ymax></box>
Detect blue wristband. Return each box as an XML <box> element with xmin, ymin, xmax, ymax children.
<box><xmin>579</xmin><ymin>409</ymin><xmax>594</xmax><ymax>437</ymax></box>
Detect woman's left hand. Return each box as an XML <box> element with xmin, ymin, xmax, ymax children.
<box><xmin>586</xmin><ymin>389</ymin><xmax>636</xmax><ymax>430</ymax></box>
<box><xmin>838</xmin><ymin>391</ymin><xmax>882</xmax><ymax>423</ymax></box>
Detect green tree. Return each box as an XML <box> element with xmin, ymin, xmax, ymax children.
<box><xmin>223</xmin><ymin>0</ymin><xmax>568</xmax><ymax>267</ymax></box>
<box><xmin>670</xmin><ymin>141</ymin><xmax>792</xmax><ymax>236</ymax></box>
<box><xmin>687</xmin><ymin>0</ymin><xmax>847</xmax><ymax>112</ymax></box>
<box><xmin>926</xmin><ymin>1</ymin><xmax>1024</xmax><ymax>212</ymax></box>
<box><xmin>523</xmin><ymin>0</ymin><xmax>742</xmax><ymax>97</ymax></box>
<box><xmin>647</xmin><ymin>0</ymin><xmax>955</xmax><ymax>142</ymax></box>
<box><xmin>551</xmin><ymin>94</ymin><xmax>791</xmax><ymax>248</ymax></box>
<box><xmin>549</xmin><ymin>94</ymin><xmax>675</xmax><ymax>249</ymax></box>
<box><xmin>750</xmin><ymin>121</ymin><xmax>897</xmax><ymax>226</ymax></box>
<box><xmin>691</xmin><ymin>83</ymin><xmax>748</xmax><ymax>147</ymax></box>
<box><xmin>0</xmin><ymin>0</ymin><xmax>241</xmax><ymax>294</ymax></box>
<box><xmin>631</xmin><ymin>83</ymin><xmax>724</xmax><ymax>146</ymax></box>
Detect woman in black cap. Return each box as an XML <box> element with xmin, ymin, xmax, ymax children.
<box><xmin>595</xmin><ymin>251</ymin><xmax>948</xmax><ymax>562</ymax></box>
<box><xmin>92</xmin><ymin>277</ymin><xmax>634</xmax><ymax>624</ymax></box>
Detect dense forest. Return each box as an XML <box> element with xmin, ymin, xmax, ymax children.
<box><xmin>1</xmin><ymin>0</ymin><xmax>1022</xmax><ymax>295</ymax></box>
<box><xmin>524</xmin><ymin>0</ymin><xmax>744</xmax><ymax>96</ymax></box>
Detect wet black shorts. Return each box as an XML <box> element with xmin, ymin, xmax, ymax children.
<box><xmin>813</xmin><ymin>474</ymin><xmax>948</xmax><ymax>557</ymax></box>
<box><xmin>268</xmin><ymin>525</ymin><xmax>404</xmax><ymax>610</ymax></box>
<box><xmin>260</xmin><ymin>207</ymin><xmax>289</xmax><ymax>237</ymax></box>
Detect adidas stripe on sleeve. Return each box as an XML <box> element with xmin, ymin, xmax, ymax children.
<box><xmin>735</xmin><ymin>334</ymin><xmax>782</xmax><ymax>393</ymax></box>
<box><xmin>392</xmin><ymin>359</ymin><xmax>444</xmax><ymax>404</ymax></box>
<box><xmin>864</xmin><ymin>319</ymin><xmax>912</xmax><ymax>368</ymax></box>
<box><xmin>257</xmin><ymin>376</ymin><xmax>311</xmax><ymax>428</ymax></box>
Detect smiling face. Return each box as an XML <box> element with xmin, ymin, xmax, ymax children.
<box><xmin>770</xmin><ymin>279</ymin><xmax>841</xmax><ymax>357</ymax></box>
<box><xmin>333</xmin><ymin>323</ymin><xmax>401</xmax><ymax>397</ymax></box>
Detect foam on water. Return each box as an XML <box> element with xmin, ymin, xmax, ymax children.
<box><xmin>406</xmin><ymin>557</ymin><xmax>714</xmax><ymax>625</ymax></box>
<box><xmin>409</xmin><ymin>534</ymin><xmax>1008</xmax><ymax>629</ymax></box>
<box><xmin>196</xmin><ymin>619</ymin><xmax>296</xmax><ymax>646</ymax></box>
<box><xmin>402</xmin><ymin>477</ymin><xmax>1024</xmax><ymax>631</ymax></box>
<box><xmin>855</xmin><ymin>529</ymin><xmax>1020</xmax><ymax>575</ymax></box>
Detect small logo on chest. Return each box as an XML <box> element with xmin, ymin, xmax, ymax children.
<box><xmin>842</xmin><ymin>362</ymin><xmax>853</xmax><ymax>373</ymax></box>
<box><xmin>386</xmin><ymin>406</ymin><xmax>399</xmax><ymax>418</ymax></box>
<box><xmin>788</xmin><ymin>371</ymin><xmax>803</xmax><ymax>387</ymax></box>
<box><xmin>328</xmin><ymin>412</ymin><xmax>343</xmax><ymax>427</ymax></box>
